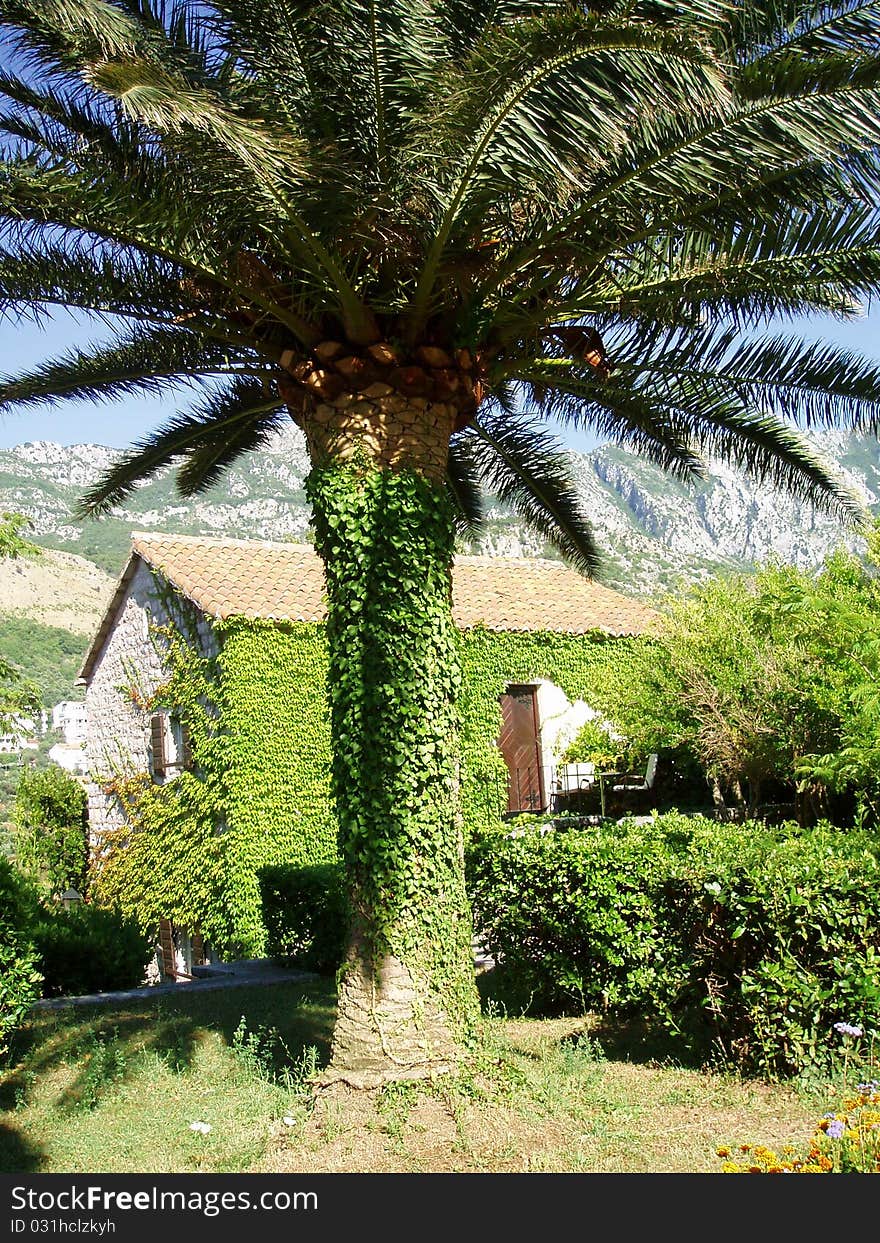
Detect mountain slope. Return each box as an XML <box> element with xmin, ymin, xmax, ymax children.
<box><xmin>0</xmin><ymin>546</ymin><xmax>115</xmax><ymax>634</ymax></box>
<box><xmin>0</xmin><ymin>426</ymin><xmax>876</xmax><ymax>592</ymax></box>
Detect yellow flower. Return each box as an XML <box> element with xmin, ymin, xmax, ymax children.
<box><xmin>716</xmin><ymin>1146</ymin><xmax>731</xmax><ymax>1157</ymax></box>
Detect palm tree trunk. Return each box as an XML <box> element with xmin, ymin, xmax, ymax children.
<box><xmin>302</xmin><ymin>393</ymin><xmax>479</xmax><ymax>1088</ymax></box>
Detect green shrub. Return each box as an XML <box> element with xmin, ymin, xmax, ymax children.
<box><xmin>467</xmin><ymin>819</ymin><xmax>665</xmax><ymax>1016</ymax></box>
<box><xmin>31</xmin><ymin>904</ymin><xmax>154</xmax><ymax>998</ymax></box>
<box><xmin>0</xmin><ymin>856</ymin><xmax>42</xmax><ymax>1057</ymax></box>
<box><xmin>560</xmin><ymin>716</ymin><xmax>626</xmax><ymax>769</ymax></box>
<box><xmin>258</xmin><ymin>863</ymin><xmax>348</xmax><ymax>973</ymax></box>
<box><xmin>14</xmin><ymin>765</ymin><xmax>88</xmax><ymax>897</ymax></box>
<box><xmin>466</xmin><ymin>813</ymin><xmax>880</xmax><ymax>1078</ymax></box>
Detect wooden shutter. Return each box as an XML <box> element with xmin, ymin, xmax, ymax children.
<box><xmin>158</xmin><ymin>918</ymin><xmax>176</xmax><ymax>979</ymax></box>
<box><xmin>150</xmin><ymin>713</ymin><xmax>167</xmax><ymax>778</ymax></box>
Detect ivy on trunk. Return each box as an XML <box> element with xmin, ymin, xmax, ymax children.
<box><xmin>306</xmin><ymin>460</ymin><xmax>478</xmax><ymax>1087</ymax></box>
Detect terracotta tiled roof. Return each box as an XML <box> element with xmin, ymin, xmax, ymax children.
<box><xmin>79</xmin><ymin>533</ymin><xmax>659</xmax><ymax>682</ymax></box>
<box><xmin>127</xmin><ymin>532</ymin><xmax>657</xmax><ymax>636</ymax></box>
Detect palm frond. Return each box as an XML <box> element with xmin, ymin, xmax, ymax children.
<box><xmin>174</xmin><ymin>380</ymin><xmax>289</xmax><ymax>495</ymax></box>
<box><xmin>620</xmin><ymin>324</ymin><xmax>880</xmax><ymax>434</ymax></box>
<box><xmin>76</xmin><ymin>376</ymin><xmax>285</xmax><ymax>515</ymax></box>
<box><xmin>409</xmin><ymin>8</ymin><xmax>729</xmax><ymax>333</ymax></box>
<box><xmin>0</xmin><ymin>325</ymin><xmax>261</xmax><ymax>411</ymax></box>
<box><xmin>600</xmin><ymin>204</ymin><xmax>880</xmax><ymax>326</ymax></box>
<box><xmin>466</xmin><ymin>414</ymin><xmax>599</xmax><ymax>576</ymax></box>
<box><xmin>445</xmin><ymin>432</ymin><xmax>485</xmax><ymax>538</ymax></box>
<box><xmin>685</xmin><ymin>405</ymin><xmax>866</xmax><ymax>521</ymax></box>
<box><xmin>510</xmin><ymin>360</ymin><xmax>707</xmax><ymax>480</ymax></box>
<box><xmin>83</xmin><ymin>56</ymin><xmax>308</xmax><ymax>184</ymax></box>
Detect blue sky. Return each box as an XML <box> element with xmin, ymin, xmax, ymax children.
<box><xmin>0</xmin><ymin>308</ymin><xmax>878</xmax><ymax>452</ymax></box>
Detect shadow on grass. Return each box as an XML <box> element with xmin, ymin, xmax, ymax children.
<box><xmin>478</xmin><ymin>967</ymin><xmax>706</xmax><ymax>1071</ymax></box>
<box><xmin>579</xmin><ymin>1016</ymin><xmax>706</xmax><ymax>1071</ymax></box>
<box><xmin>0</xmin><ymin>1120</ymin><xmax>45</xmax><ymax>1173</ymax></box>
<box><xmin>1</xmin><ymin>978</ymin><xmax>337</xmax><ymax>1114</ymax></box>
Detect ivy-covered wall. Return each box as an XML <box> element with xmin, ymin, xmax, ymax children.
<box><xmin>457</xmin><ymin>626</ymin><xmax>640</xmax><ymax>830</ymax></box>
<box><xmin>214</xmin><ymin>618</ymin><xmax>337</xmax><ymax>952</ymax></box>
<box><xmin>94</xmin><ymin>601</ymin><xmax>636</xmax><ymax>956</ymax></box>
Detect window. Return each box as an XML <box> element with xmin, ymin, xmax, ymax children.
<box><xmin>150</xmin><ymin>712</ymin><xmax>192</xmax><ymax>779</ymax></box>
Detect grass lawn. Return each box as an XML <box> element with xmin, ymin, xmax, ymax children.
<box><xmin>0</xmin><ymin>977</ymin><xmax>830</xmax><ymax>1174</ymax></box>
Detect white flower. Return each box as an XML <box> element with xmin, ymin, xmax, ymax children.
<box><xmin>189</xmin><ymin>1121</ymin><xmax>212</xmax><ymax>1135</ymax></box>
<box><xmin>833</xmin><ymin>1022</ymin><xmax>863</xmax><ymax>1038</ymax></box>
<box><xmin>282</xmin><ymin>1115</ymin><xmax>296</xmax><ymax>1127</ymax></box>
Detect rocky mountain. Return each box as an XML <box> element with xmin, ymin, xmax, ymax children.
<box><xmin>0</xmin><ymin>425</ymin><xmax>877</xmax><ymax>595</ymax></box>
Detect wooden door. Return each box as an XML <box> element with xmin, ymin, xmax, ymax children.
<box><xmin>498</xmin><ymin>684</ymin><xmax>546</xmax><ymax>812</ymax></box>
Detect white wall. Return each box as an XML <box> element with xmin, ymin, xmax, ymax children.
<box><xmin>52</xmin><ymin>701</ymin><xmax>88</xmax><ymax>744</ymax></box>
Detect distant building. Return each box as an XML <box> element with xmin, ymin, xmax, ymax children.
<box><xmin>52</xmin><ymin>700</ymin><xmax>88</xmax><ymax>745</ymax></box>
<box><xmin>0</xmin><ymin>715</ymin><xmax>40</xmax><ymax>753</ymax></box>
<box><xmin>48</xmin><ymin>741</ymin><xmax>89</xmax><ymax>774</ymax></box>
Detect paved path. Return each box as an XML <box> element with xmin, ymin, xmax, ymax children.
<box><xmin>31</xmin><ymin>959</ymin><xmax>321</xmax><ymax>1011</ymax></box>
<box><xmin>31</xmin><ymin>947</ymin><xmax>496</xmax><ymax>1012</ymax></box>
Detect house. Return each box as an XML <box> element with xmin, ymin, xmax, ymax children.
<box><xmin>47</xmin><ymin>741</ymin><xmax>89</xmax><ymax>774</ymax></box>
<box><xmin>78</xmin><ymin>533</ymin><xmax>656</xmax><ymax>961</ymax></box>
<box><xmin>52</xmin><ymin>700</ymin><xmax>88</xmax><ymax>745</ymax></box>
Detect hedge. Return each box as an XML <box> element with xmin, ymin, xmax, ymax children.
<box><xmin>258</xmin><ymin>862</ymin><xmax>348</xmax><ymax>973</ymax></box>
<box><xmin>466</xmin><ymin>812</ymin><xmax>880</xmax><ymax>1078</ymax></box>
<box><xmin>1</xmin><ymin>856</ymin><xmax>154</xmax><ymax>1058</ymax></box>
<box><xmin>0</xmin><ymin>857</ymin><xmax>43</xmax><ymax>1057</ymax></box>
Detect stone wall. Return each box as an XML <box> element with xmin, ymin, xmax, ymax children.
<box><xmin>83</xmin><ymin>559</ymin><xmax>217</xmax><ymax>846</ymax></box>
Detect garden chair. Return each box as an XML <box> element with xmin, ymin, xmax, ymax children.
<box><xmin>598</xmin><ymin>753</ymin><xmax>659</xmax><ymax>817</ymax></box>
<box><xmin>611</xmin><ymin>753</ymin><xmax>659</xmax><ymax>796</ymax></box>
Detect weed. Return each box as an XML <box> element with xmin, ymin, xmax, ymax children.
<box><xmin>76</xmin><ymin>1030</ymin><xmax>127</xmax><ymax>1111</ymax></box>
<box><xmin>278</xmin><ymin>1043</ymin><xmax>320</xmax><ymax>1093</ymax></box>
<box><xmin>377</xmin><ymin>1081</ymin><xmax>417</xmax><ymax>1147</ymax></box>
<box><xmin>557</xmin><ymin>1029</ymin><xmax>606</xmax><ymax>1075</ymax></box>
<box><xmin>229</xmin><ymin>1016</ymin><xmax>319</xmax><ymax>1124</ymax></box>
<box><xmin>230</xmin><ymin>1016</ymin><xmax>277</xmax><ymax>1083</ymax></box>
<box><xmin>13</xmin><ymin>1070</ymin><xmax>36</xmax><ymax>1112</ymax></box>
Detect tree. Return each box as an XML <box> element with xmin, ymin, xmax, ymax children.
<box><xmin>590</xmin><ymin>541</ymin><xmax>880</xmax><ymax>823</ymax></box>
<box><xmin>784</xmin><ymin>533</ymin><xmax>880</xmax><ymax>821</ymax></box>
<box><xmin>14</xmin><ymin>764</ymin><xmax>89</xmax><ymax>897</ymax></box>
<box><xmin>0</xmin><ymin>513</ymin><xmax>40</xmax><ymax>731</ymax></box>
<box><xmin>2</xmin><ymin>1</ymin><xmax>880</xmax><ymax>1086</ymax></box>
<box><xmin>591</xmin><ymin>565</ymin><xmax>843</xmax><ymax>816</ymax></box>
<box><xmin>0</xmin><ymin>510</ymin><xmax>41</xmax><ymax>560</ymax></box>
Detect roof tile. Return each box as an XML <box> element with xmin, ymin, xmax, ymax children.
<box><xmin>129</xmin><ymin>532</ymin><xmax>657</xmax><ymax>636</ymax></box>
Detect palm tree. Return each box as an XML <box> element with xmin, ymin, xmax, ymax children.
<box><xmin>2</xmin><ymin>0</ymin><xmax>880</xmax><ymax>1087</ymax></box>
